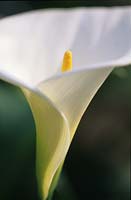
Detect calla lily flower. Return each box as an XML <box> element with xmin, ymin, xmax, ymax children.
<box><xmin>0</xmin><ymin>7</ymin><xmax>131</xmax><ymax>200</ymax></box>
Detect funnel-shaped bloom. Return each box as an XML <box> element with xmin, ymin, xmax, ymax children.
<box><xmin>0</xmin><ymin>7</ymin><xmax>131</xmax><ymax>200</ymax></box>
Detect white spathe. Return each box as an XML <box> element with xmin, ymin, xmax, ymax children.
<box><xmin>0</xmin><ymin>7</ymin><xmax>131</xmax><ymax>200</ymax></box>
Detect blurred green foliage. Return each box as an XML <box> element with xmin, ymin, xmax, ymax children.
<box><xmin>0</xmin><ymin>81</ymin><xmax>39</xmax><ymax>200</ymax></box>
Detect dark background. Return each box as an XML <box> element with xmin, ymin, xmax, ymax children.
<box><xmin>0</xmin><ymin>1</ymin><xmax>130</xmax><ymax>200</ymax></box>
<box><xmin>0</xmin><ymin>1</ymin><xmax>131</xmax><ymax>16</ymax></box>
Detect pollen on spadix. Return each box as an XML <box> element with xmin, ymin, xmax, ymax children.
<box><xmin>61</xmin><ymin>50</ymin><xmax>72</xmax><ymax>72</ymax></box>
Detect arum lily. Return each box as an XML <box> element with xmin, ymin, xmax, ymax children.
<box><xmin>0</xmin><ymin>7</ymin><xmax>131</xmax><ymax>200</ymax></box>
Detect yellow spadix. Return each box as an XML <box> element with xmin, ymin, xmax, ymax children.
<box><xmin>61</xmin><ymin>50</ymin><xmax>72</xmax><ymax>72</ymax></box>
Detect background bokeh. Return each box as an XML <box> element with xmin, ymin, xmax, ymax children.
<box><xmin>0</xmin><ymin>1</ymin><xmax>130</xmax><ymax>200</ymax></box>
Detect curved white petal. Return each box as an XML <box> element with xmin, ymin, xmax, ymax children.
<box><xmin>72</xmin><ymin>7</ymin><xmax>131</xmax><ymax>69</ymax></box>
<box><xmin>0</xmin><ymin>7</ymin><xmax>131</xmax><ymax>200</ymax></box>
<box><xmin>38</xmin><ymin>67</ymin><xmax>113</xmax><ymax>140</ymax></box>
<box><xmin>21</xmin><ymin>88</ymin><xmax>70</xmax><ymax>200</ymax></box>
<box><xmin>0</xmin><ymin>7</ymin><xmax>131</xmax><ymax>88</ymax></box>
<box><xmin>36</xmin><ymin>66</ymin><xmax>113</xmax><ymax>199</ymax></box>
<box><xmin>0</xmin><ymin>9</ymin><xmax>83</xmax><ymax>86</ymax></box>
